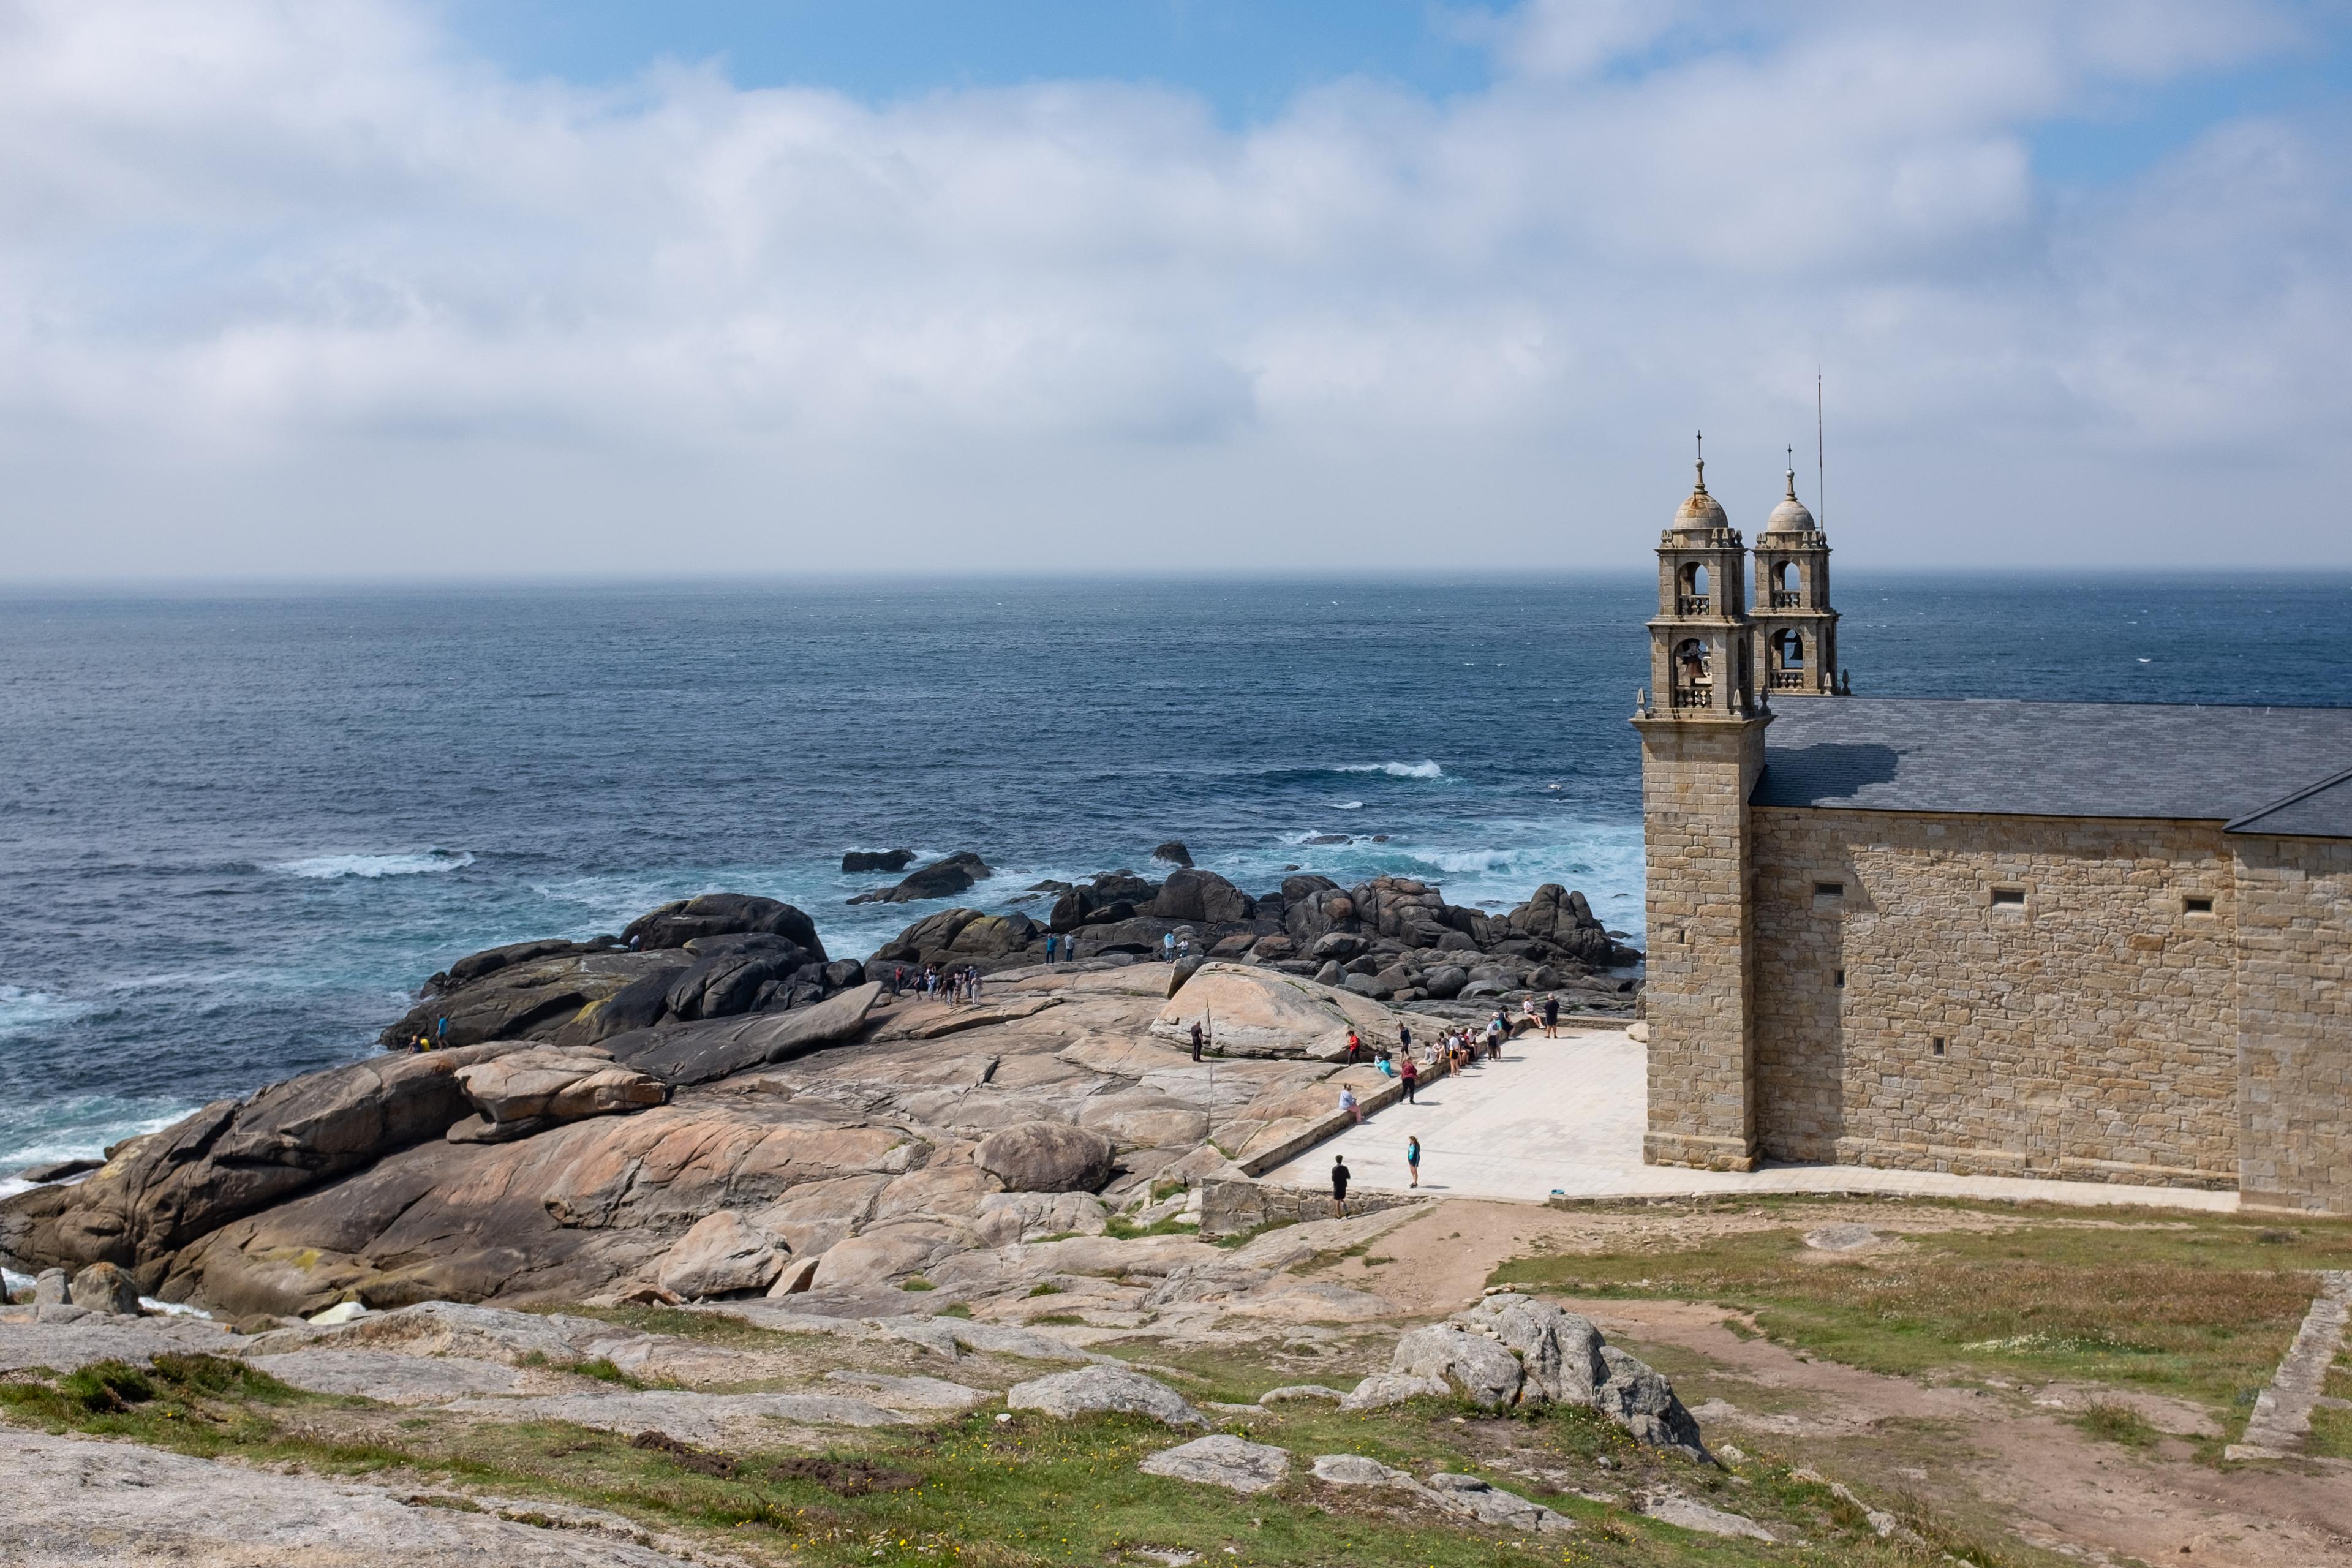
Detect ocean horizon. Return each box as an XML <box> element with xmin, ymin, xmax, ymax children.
<box><xmin>6</xmin><ymin>570</ymin><xmax>2351</xmax><ymax>1189</ymax></box>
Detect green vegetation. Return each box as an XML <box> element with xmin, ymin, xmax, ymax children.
<box><xmin>2311</xmin><ymin>1354</ymin><xmax>2352</xmax><ymax>1460</ymax></box>
<box><xmin>1103</xmin><ymin>1213</ymin><xmax>1194</xmax><ymax>1241</ymax></box>
<box><xmin>1496</xmin><ymin>1200</ymin><xmax>2352</xmax><ymax>1423</ymax></box>
<box><xmin>2073</xmin><ymin>1401</ymin><xmax>2160</xmax><ymax>1449</ymax></box>
<box><xmin>0</xmin><ymin>1353</ymin><xmax>1988</xmax><ymax>1568</ymax></box>
<box><xmin>899</xmin><ymin>1276</ymin><xmax>936</xmax><ymax>1292</ymax></box>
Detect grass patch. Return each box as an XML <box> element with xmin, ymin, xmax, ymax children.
<box><xmin>899</xmin><ymin>1276</ymin><xmax>935</xmax><ymax>1292</ymax></box>
<box><xmin>933</xmin><ymin>1303</ymin><xmax>973</xmax><ymax>1320</ymax></box>
<box><xmin>1028</xmin><ymin>1313</ymin><xmax>1085</xmax><ymax>1327</ymax></box>
<box><xmin>1496</xmin><ymin>1201</ymin><xmax>2352</xmax><ymax>1423</ymax></box>
<box><xmin>1025</xmin><ymin>1282</ymin><xmax>1063</xmax><ymax>1297</ymax></box>
<box><xmin>2074</xmin><ymin>1400</ymin><xmax>2160</xmax><ymax>1449</ymax></box>
<box><xmin>1103</xmin><ymin>1214</ymin><xmax>1193</xmax><ymax>1241</ymax></box>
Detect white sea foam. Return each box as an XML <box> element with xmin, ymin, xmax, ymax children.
<box><xmin>274</xmin><ymin>849</ymin><xmax>475</xmax><ymax>880</ymax></box>
<box><xmin>1335</xmin><ymin>800</ymin><xmax>1365</xmax><ymax>810</ymax></box>
<box><xmin>0</xmin><ymin>985</ymin><xmax>92</xmax><ymax>1038</ymax></box>
<box><xmin>1335</xmin><ymin>761</ymin><xmax>1446</xmax><ymax>780</ymax></box>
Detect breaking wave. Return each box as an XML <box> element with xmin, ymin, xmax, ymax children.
<box><xmin>274</xmin><ymin>849</ymin><xmax>475</xmax><ymax>880</ymax></box>
<box><xmin>1334</xmin><ymin>761</ymin><xmax>1446</xmax><ymax>780</ymax></box>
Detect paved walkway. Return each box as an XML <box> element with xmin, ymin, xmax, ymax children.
<box><xmin>1261</xmin><ymin>1028</ymin><xmax>2241</xmax><ymax>1212</ymax></box>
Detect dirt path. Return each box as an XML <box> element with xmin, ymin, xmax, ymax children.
<box><xmin>1359</xmin><ymin>1196</ymin><xmax>2352</xmax><ymax>1568</ymax></box>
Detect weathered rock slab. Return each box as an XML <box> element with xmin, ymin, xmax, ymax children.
<box><xmin>1006</xmin><ymin>1365</ymin><xmax>1204</xmax><ymax>1427</ymax></box>
<box><xmin>1139</xmin><ymin>1434</ymin><xmax>1291</xmax><ymax>1494</ymax></box>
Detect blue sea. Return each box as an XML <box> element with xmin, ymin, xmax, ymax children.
<box><xmin>5</xmin><ymin>573</ymin><xmax>2351</xmax><ymax>1189</ymax></box>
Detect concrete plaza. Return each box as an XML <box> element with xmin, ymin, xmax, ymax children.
<box><xmin>1261</xmin><ymin>1028</ymin><xmax>2241</xmax><ymax>1212</ymax></box>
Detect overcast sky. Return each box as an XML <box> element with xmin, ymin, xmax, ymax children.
<box><xmin>4</xmin><ymin>0</ymin><xmax>2349</xmax><ymax>581</ymax></box>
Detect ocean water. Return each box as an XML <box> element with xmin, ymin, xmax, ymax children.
<box><xmin>4</xmin><ymin>572</ymin><xmax>2350</xmax><ymax>1187</ymax></box>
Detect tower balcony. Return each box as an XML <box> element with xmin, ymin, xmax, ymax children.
<box><xmin>1767</xmin><ymin>669</ymin><xmax>1806</xmax><ymax>690</ymax></box>
<box><xmin>1670</xmin><ymin>682</ymin><xmax>1715</xmax><ymax>709</ymax></box>
<box><xmin>1769</xmin><ymin>590</ymin><xmax>1803</xmax><ymax>608</ymax></box>
<box><xmin>1675</xmin><ymin>595</ymin><xmax>1711</xmax><ymax>616</ymax></box>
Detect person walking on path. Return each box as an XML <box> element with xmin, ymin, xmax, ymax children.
<box><xmin>1189</xmin><ymin>1020</ymin><xmax>1205</xmax><ymax>1062</ymax></box>
<box><xmin>1400</xmin><ymin>1052</ymin><xmax>1418</xmax><ymax>1103</ymax></box>
<box><xmin>1339</xmin><ymin>1084</ymin><xmax>1360</xmax><ymax>1124</ymax></box>
<box><xmin>1406</xmin><ymin>1135</ymin><xmax>1422</xmax><ymax>1189</ymax></box>
<box><xmin>1330</xmin><ymin>1155</ymin><xmax>1351</xmax><ymax>1217</ymax></box>
<box><xmin>1543</xmin><ymin>993</ymin><xmax>1559</xmax><ymax>1038</ymax></box>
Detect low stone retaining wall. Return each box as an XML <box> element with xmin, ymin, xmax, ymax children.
<box><xmin>1197</xmin><ymin>1176</ymin><xmax>1427</xmax><ymax>1240</ymax></box>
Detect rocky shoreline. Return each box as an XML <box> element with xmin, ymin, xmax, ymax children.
<box><xmin>1</xmin><ymin>867</ymin><xmax>1639</xmax><ymax>1327</ymax></box>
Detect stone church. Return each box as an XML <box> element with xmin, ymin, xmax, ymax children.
<box><xmin>1634</xmin><ymin>453</ymin><xmax>2352</xmax><ymax>1213</ymax></box>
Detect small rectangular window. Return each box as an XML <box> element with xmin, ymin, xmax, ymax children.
<box><xmin>1833</xmin><ymin>968</ymin><xmax>1845</xmax><ymax>989</ymax></box>
<box><xmin>1813</xmin><ymin>881</ymin><xmax>1844</xmax><ymax>899</ymax></box>
<box><xmin>1990</xmin><ymin>888</ymin><xmax>2026</xmax><ymax>906</ymax></box>
<box><xmin>2184</xmin><ymin>896</ymin><xmax>2214</xmax><ymax>915</ymax></box>
<box><xmin>1931</xmin><ymin>1037</ymin><xmax>1947</xmax><ymax>1058</ymax></box>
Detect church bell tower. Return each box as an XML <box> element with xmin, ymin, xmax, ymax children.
<box><xmin>1748</xmin><ymin>450</ymin><xmax>1842</xmax><ymax>698</ymax></box>
<box><xmin>1632</xmin><ymin>437</ymin><xmax>1766</xmax><ymax>1172</ymax></box>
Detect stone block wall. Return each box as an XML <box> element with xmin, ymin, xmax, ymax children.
<box><xmin>1635</xmin><ymin>715</ymin><xmax>1769</xmax><ymax>1170</ymax></box>
<box><xmin>1749</xmin><ymin>808</ymin><xmax>2239</xmax><ymax>1186</ymax></box>
<box><xmin>1196</xmin><ymin>1177</ymin><xmax>1427</xmax><ymax>1241</ymax></box>
<box><xmin>2234</xmin><ymin>834</ymin><xmax>2352</xmax><ymax>1212</ymax></box>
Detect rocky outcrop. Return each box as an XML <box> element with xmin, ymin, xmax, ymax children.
<box><xmin>891</xmin><ymin>867</ymin><xmax>1637</xmax><ymax>1009</ymax></box>
<box><xmin>972</xmin><ymin>1122</ymin><xmax>1115</xmax><ymax>1194</ymax></box>
<box><xmin>1342</xmin><ymin>1295</ymin><xmax>1708</xmax><ymax>1459</ymax></box>
<box><xmin>1147</xmin><ymin>964</ymin><xmax>1400</xmax><ymax>1058</ymax></box>
<box><xmin>379</xmin><ymin>895</ymin><xmax>839</xmax><ymax>1054</ymax></box>
<box><xmin>69</xmin><ymin>1261</ymin><xmax>143</xmax><ymax>1315</ymax></box>
<box><xmin>654</xmin><ymin>1210</ymin><xmax>790</xmax><ymax>1300</ymax></box>
<box><xmin>1151</xmin><ymin>840</ymin><xmax>1193</xmax><ymax>868</ymax></box>
<box><xmin>448</xmin><ymin>1047</ymin><xmax>667</xmax><ymax>1143</ymax></box>
<box><xmin>842</xmin><ymin>848</ymin><xmax>914</xmax><ymax>873</ymax></box>
<box><xmin>848</xmin><ymin>851</ymin><xmax>990</xmax><ymax>905</ymax></box>
<box><xmin>0</xmin><ymin>1045</ymin><xmax>514</xmax><ymax>1273</ymax></box>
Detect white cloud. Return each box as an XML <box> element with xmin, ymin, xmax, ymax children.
<box><xmin>0</xmin><ymin>0</ymin><xmax>2345</xmax><ymax>576</ymax></box>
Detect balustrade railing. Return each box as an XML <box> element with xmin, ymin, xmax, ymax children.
<box><xmin>1675</xmin><ymin>595</ymin><xmax>1711</xmax><ymax>615</ymax></box>
<box><xmin>1770</xmin><ymin>590</ymin><xmax>1803</xmax><ymax>608</ymax></box>
<box><xmin>1670</xmin><ymin>684</ymin><xmax>1714</xmax><ymax>709</ymax></box>
<box><xmin>1768</xmin><ymin>669</ymin><xmax>1806</xmax><ymax>690</ymax></box>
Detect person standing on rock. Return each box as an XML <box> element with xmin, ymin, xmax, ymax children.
<box><xmin>1190</xmin><ymin>1020</ymin><xmax>1205</xmax><ymax>1061</ymax></box>
<box><xmin>1400</xmin><ymin>1051</ymin><xmax>1419</xmax><ymax>1103</ymax></box>
<box><xmin>1163</xmin><ymin>931</ymin><xmax>1176</xmax><ymax>963</ymax></box>
<box><xmin>1406</xmin><ymin>1135</ymin><xmax>1422</xmax><ymax>1189</ymax></box>
<box><xmin>1331</xmin><ymin>1155</ymin><xmax>1351</xmax><ymax>1217</ymax></box>
<box><xmin>1044</xmin><ymin>932</ymin><xmax>1057</xmax><ymax>965</ymax></box>
<box><xmin>1345</xmin><ymin>1028</ymin><xmax>1362</xmax><ymax>1064</ymax></box>
<box><xmin>1543</xmin><ymin>993</ymin><xmax>1559</xmax><ymax>1038</ymax></box>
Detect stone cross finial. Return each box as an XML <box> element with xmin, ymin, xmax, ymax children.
<box><xmin>1694</xmin><ymin>430</ymin><xmax>1706</xmax><ymax>494</ymax></box>
<box><xmin>1785</xmin><ymin>445</ymin><xmax>1798</xmax><ymax>499</ymax></box>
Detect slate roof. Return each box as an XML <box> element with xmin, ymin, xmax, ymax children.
<box><xmin>1753</xmin><ymin>698</ymin><xmax>2352</xmax><ymax>838</ymax></box>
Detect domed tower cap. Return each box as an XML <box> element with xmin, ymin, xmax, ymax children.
<box><xmin>1764</xmin><ymin>445</ymin><xmax>1816</xmax><ymax>535</ymax></box>
<box><xmin>1671</xmin><ymin>431</ymin><xmax>1728</xmax><ymax>530</ymax></box>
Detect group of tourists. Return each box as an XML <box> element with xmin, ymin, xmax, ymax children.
<box><xmin>1321</xmin><ymin>992</ymin><xmax>1569</xmax><ymax>1211</ymax></box>
<box><xmin>891</xmin><ymin>963</ymin><xmax>985</xmax><ymax>1007</ymax></box>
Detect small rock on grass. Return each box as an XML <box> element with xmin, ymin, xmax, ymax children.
<box><xmin>1641</xmin><ymin>1491</ymin><xmax>1774</xmax><ymax>1540</ymax></box>
<box><xmin>1139</xmin><ymin>1434</ymin><xmax>1290</xmax><ymax>1495</ymax></box>
<box><xmin>1006</xmin><ymin>1365</ymin><xmax>1204</xmax><ymax>1428</ymax></box>
<box><xmin>1257</xmin><ymin>1384</ymin><xmax>1346</xmax><ymax>1406</ymax></box>
<box><xmin>1336</xmin><ymin>1372</ymin><xmax>1449</xmax><ymax>1411</ymax></box>
<box><xmin>1423</xmin><ymin>1472</ymin><xmax>1577</xmax><ymax>1536</ymax></box>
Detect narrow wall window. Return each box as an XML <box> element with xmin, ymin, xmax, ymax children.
<box><xmin>1814</xmin><ymin>881</ymin><xmax>1844</xmax><ymax>899</ymax></box>
<box><xmin>1990</xmin><ymin>888</ymin><xmax>2026</xmax><ymax>906</ymax></box>
<box><xmin>2184</xmin><ymin>896</ymin><xmax>2214</xmax><ymax>915</ymax></box>
<box><xmin>1833</xmin><ymin>968</ymin><xmax>1845</xmax><ymax>989</ymax></box>
<box><xmin>1931</xmin><ymin>1037</ymin><xmax>1947</xmax><ymax>1058</ymax></box>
